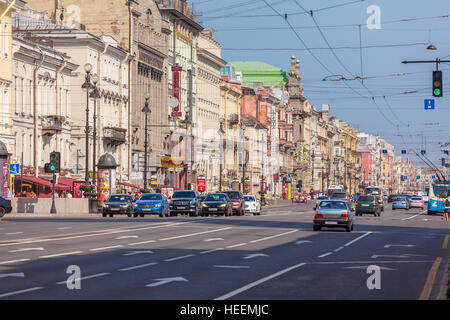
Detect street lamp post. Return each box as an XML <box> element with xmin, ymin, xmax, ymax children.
<box><xmin>90</xmin><ymin>74</ymin><xmax>101</xmax><ymax>189</ymax></box>
<box><xmin>218</xmin><ymin>118</ymin><xmax>225</xmax><ymax>192</ymax></box>
<box><xmin>81</xmin><ymin>63</ymin><xmax>94</xmax><ymax>185</ymax></box>
<box><xmin>142</xmin><ymin>93</ymin><xmax>151</xmax><ymax>190</ymax></box>
<box><xmin>320</xmin><ymin>162</ymin><xmax>325</xmax><ymax>193</ymax></box>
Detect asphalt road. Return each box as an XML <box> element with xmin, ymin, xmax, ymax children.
<box><xmin>0</xmin><ymin>202</ymin><xmax>448</xmax><ymax>300</ymax></box>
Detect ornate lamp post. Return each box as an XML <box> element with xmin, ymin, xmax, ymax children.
<box><xmin>81</xmin><ymin>63</ymin><xmax>94</xmax><ymax>185</ymax></box>
<box><xmin>142</xmin><ymin>93</ymin><xmax>151</xmax><ymax>190</ymax></box>
<box><xmin>218</xmin><ymin>117</ymin><xmax>225</xmax><ymax>192</ymax></box>
<box><xmin>90</xmin><ymin>74</ymin><xmax>101</xmax><ymax>189</ymax></box>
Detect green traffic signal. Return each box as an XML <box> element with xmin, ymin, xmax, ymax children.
<box><xmin>434</xmin><ymin>88</ymin><xmax>441</xmax><ymax>96</ymax></box>
<box><xmin>50</xmin><ymin>165</ymin><xmax>56</xmax><ymax>171</ymax></box>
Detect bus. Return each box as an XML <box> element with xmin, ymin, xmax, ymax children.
<box><xmin>327</xmin><ymin>185</ymin><xmax>344</xmax><ymax>195</ymax></box>
<box><xmin>365</xmin><ymin>186</ymin><xmax>382</xmax><ymax>196</ymax></box>
<box><xmin>427</xmin><ymin>183</ymin><xmax>450</xmax><ymax>215</ymax></box>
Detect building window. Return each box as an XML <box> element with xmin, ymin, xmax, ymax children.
<box><xmin>4</xmin><ymin>23</ymin><xmax>8</xmax><ymax>58</ymax></box>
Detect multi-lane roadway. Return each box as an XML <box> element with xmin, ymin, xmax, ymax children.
<box><xmin>0</xmin><ymin>202</ymin><xmax>448</xmax><ymax>300</ymax></box>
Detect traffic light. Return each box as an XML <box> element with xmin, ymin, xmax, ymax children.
<box><xmin>296</xmin><ymin>180</ymin><xmax>303</xmax><ymax>191</ymax></box>
<box><xmin>45</xmin><ymin>151</ymin><xmax>60</xmax><ymax>173</ymax></box>
<box><xmin>433</xmin><ymin>70</ymin><xmax>443</xmax><ymax>97</ymax></box>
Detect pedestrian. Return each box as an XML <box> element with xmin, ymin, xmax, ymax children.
<box><xmin>443</xmin><ymin>191</ymin><xmax>450</xmax><ymax>222</ymax></box>
<box><xmin>66</xmin><ymin>191</ymin><xmax>73</xmax><ymax>199</ymax></box>
<box><xmin>98</xmin><ymin>191</ymin><xmax>107</xmax><ymax>212</ymax></box>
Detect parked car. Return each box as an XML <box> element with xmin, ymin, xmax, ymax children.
<box><xmin>222</xmin><ymin>190</ymin><xmax>245</xmax><ymax>215</ymax></box>
<box><xmin>329</xmin><ymin>192</ymin><xmax>354</xmax><ymax>211</ymax></box>
<box><xmin>134</xmin><ymin>193</ymin><xmax>169</xmax><ymax>217</ymax></box>
<box><xmin>0</xmin><ymin>197</ymin><xmax>12</xmax><ymax>218</ymax></box>
<box><xmin>355</xmin><ymin>194</ymin><xmax>381</xmax><ymax>216</ymax></box>
<box><xmin>102</xmin><ymin>194</ymin><xmax>134</xmax><ymax>217</ymax></box>
<box><xmin>392</xmin><ymin>196</ymin><xmax>410</xmax><ymax>210</ymax></box>
<box><xmin>201</xmin><ymin>193</ymin><xmax>232</xmax><ymax>216</ymax></box>
<box><xmin>313</xmin><ymin>200</ymin><xmax>354</xmax><ymax>232</ymax></box>
<box><xmin>409</xmin><ymin>196</ymin><xmax>425</xmax><ymax>209</ymax></box>
<box><xmin>244</xmin><ymin>195</ymin><xmax>261</xmax><ymax>215</ymax></box>
<box><xmin>315</xmin><ymin>196</ymin><xmax>329</xmax><ymax>209</ymax></box>
<box><xmin>169</xmin><ymin>190</ymin><xmax>202</xmax><ymax>216</ymax></box>
<box><xmin>387</xmin><ymin>194</ymin><xmax>397</xmax><ymax>203</ymax></box>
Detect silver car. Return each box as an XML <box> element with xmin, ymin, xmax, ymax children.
<box><xmin>313</xmin><ymin>200</ymin><xmax>354</xmax><ymax>232</ymax></box>
<box><xmin>315</xmin><ymin>196</ymin><xmax>329</xmax><ymax>209</ymax></box>
<box><xmin>244</xmin><ymin>195</ymin><xmax>261</xmax><ymax>215</ymax></box>
<box><xmin>409</xmin><ymin>196</ymin><xmax>424</xmax><ymax>209</ymax></box>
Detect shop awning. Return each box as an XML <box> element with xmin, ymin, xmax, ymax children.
<box><xmin>118</xmin><ymin>181</ymin><xmax>141</xmax><ymax>189</ymax></box>
<box><xmin>16</xmin><ymin>176</ymin><xmax>71</xmax><ymax>191</ymax></box>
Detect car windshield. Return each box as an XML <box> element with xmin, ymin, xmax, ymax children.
<box><xmin>411</xmin><ymin>197</ymin><xmax>422</xmax><ymax>200</ymax></box>
<box><xmin>172</xmin><ymin>191</ymin><xmax>196</xmax><ymax>199</ymax></box>
<box><xmin>224</xmin><ymin>192</ymin><xmax>241</xmax><ymax>199</ymax></box>
<box><xmin>358</xmin><ymin>195</ymin><xmax>374</xmax><ymax>202</ymax></box>
<box><xmin>108</xmin><ymin>195</ymin><xmax>131</xmax><ymax>202</ymax></box>
<box><xmin>319</xmin><ymin>201</ymin><xmax>347</xmax><ymax>209</ymax></box>
<box><xmin>205</xmin><ymin>194</ymin><xmax>227</xmax><ymax>201</ymax></box>
<box><xmin>140</xmin><ymin>194</ymin><xmax>162</xmax><ymax>201</ymax></box>
<box><xmin>244</xmin><ymin>196</ymin><xmax>255</xmax><ymax>202</ymax></box>
<box><xmin>395</xmin><ymin>197</ymin><xmax>406</xmax><ymax>201</ymax></box>
<box><xmin>317</xmin><ymin>196</ymin><xmax>329</xmax><ymax>200</ymax></box>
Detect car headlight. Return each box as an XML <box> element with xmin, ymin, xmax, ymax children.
<box><xmin>155</xmin><ymin>203</ymin><xmax>162</xmax><ymax>207</ymax></box>
<box><xmin>104</xmin><ymin>204</ymin><xmax>110</xmax><ymax>208</ymax></box>
<box><xmin>202</xmin><ymin>203</ymin><xmax>208</xmax><ymax>207</ymax></box>
<box><xmin>190</xmin><ymin>199</ymin><xmax>196</xmax><ymax>205</ymax></box>
<box><xmin>120</xmin><ymin>204</ymin><xmax>128</xmax><ymax>208</ymax></box>
<box><xmin>133</xmin><ymin>203</ymin><xmax>138</xmax><ymax>208</ymax></box>
<box><xmin>219</xmin><ymin>204</ymin><xmax>226</xmax><ymax>207</ymax></box>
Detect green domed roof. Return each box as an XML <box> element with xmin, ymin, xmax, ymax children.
<box><xmin>228</xmin><ymin>61</ymin><xmax>288</xmax><ymax>87</ymax></box>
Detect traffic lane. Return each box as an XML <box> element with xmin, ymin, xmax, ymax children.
<box><xmin>0</xmin><ymin>224</ymin><xmax>373</xmax><ymax>299</ymax></box>
<box><xmin>218</xmin><ymin>224</ymin><xmax>448</xmax><ymax>300</ymax></box>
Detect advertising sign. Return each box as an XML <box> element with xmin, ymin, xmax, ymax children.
<box><xmin>197</xmin><ymin>177</ymin><xmax>206</xmax><ymax>192</ymax></box>
<box><xmin>171</xmin><ymin>65</ymin><xmax>182</xmax><ymax>117</ymax></box>
<box><xmin>73</xmin><ymin>181</ymin><xmax>85</xmax><ymax>199</ymax></box>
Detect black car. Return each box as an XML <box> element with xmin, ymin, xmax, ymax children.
<box><xmin>0</xmin><ymin>197</ymin><xmax>12</xmax><ymax>218</ymax></box>
<box><xmin>169</xmin><ymin>190</ymin><xmax>202</xmax><ymax>216</ymax></box>
<box><xmin>201</xmin><ymin>193</ymin><xmax>232</xmax><ymax>216</ymax></box>
<box><xmin>387</xmin><ymin>194</ymin><xmax>397</xmax><ymax>203</ymax></box>
<box><xmin>222</xmin><ymin>190</ymin><xmax>245</xmax><ymax>215</ymax></box>
<box><xmin>102</xmin><ymin>194</ymin><xmax>134</xmax><ymax>217</ymax></box>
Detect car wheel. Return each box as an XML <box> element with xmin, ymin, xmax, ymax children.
<box><xmin>139</xmin><ymin>213</ymin><xmax>144</xmax><ymax>217</ymax></box>
<box><xmin>346</xmin><ymin>224</ymin><xmax>352</xmax><ymax>232</ymax></box>
<box><xmin>109</xmin><ymin>214</ymin><xmax>113</xmax><ymax>218</ymax></box>
<box><xmin>313</xmin><ymin>225</ymin><xmax>321</xmax><ymax>231</ymax></box>
<box><xmin>133</xmin><ymin>214</ymin><xmax>138</xmax><ymax>218</ymax></box>
<box><xmin>392</xmin><ymin>208</ymin><xmax>396</xmax><ymax>210</ymax></box>
<box><xmin>102</xmin><ymin>212</ymin><xmax>107</xmax><ymax>217</ymax></box>
<box><xmin>351</xmin><ymin>223</ymin><xmax>354</xmax><ymax>231</ymax></box>
<box><xmin>127</xmin><ymin>213</ymin><xmax>132</xmax><ymax>218</ymax></box>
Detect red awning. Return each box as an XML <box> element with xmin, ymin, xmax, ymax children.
<box><xmin>17</xmin><ymin>176</ymin><xmax>71</xmax><ymax>191</ymax></box>
<box><xmin>118</xmin><ymin>181</ymin><xmax>141</xmax><ymax>189</ymax></box>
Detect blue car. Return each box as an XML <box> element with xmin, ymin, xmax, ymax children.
<box><xmin>392</xmin><ymin>197</ymin><xmax>409</xmax><ymax>210</ymax></box>
<box><xmin>133</xmin><ymin>193</ymin><xmax>170</xmax><ymax>217</ymax></box>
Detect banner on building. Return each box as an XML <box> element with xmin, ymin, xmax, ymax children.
<box><xmin>197</xmin><ymin>177</ymin><xmax>206</xmax><ymax>192</ymax></box>
<box><xmin>171</xmin><ymin>65</ymin><xmax>182</xmax><ymax>118</ymax></box>
<box><xmin>161</xmin><ymin>156</ymin><xmax>185</xmax><ymax>169</ymax></box>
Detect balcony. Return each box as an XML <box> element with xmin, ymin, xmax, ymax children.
<box><xmin>41</xmin><ymin>115</ymin><xmax>64</xmax><ymax>136</ymax></box>
<box><xmin>103</xmin><ymin>127</ymin><xmax>127</xmax><ymax>146</ymax></box>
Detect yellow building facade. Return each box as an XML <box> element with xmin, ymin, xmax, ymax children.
<box><xmin>338</xmin><ymin>121</ymin><xmax>361</xmax><ymax>193</ymax></box>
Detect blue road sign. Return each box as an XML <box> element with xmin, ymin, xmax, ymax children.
<box><xmin>404</xmin><ymin>176</ymin><xmax>408</xmax><ymax>180</ymax></box>
<box><xmin>382</xmin><ymin>149</ymin><xmax>388</xmax><ymax>154</ymax></box>
<box><xmin>432</xmin><ymin>175</ymin><xmax>436</xmax><ymax>179</ymax></box>
<box><xmin>416</xmin><ymin>176</ymin><xmax>421</xmax><ymax>180</ymax></box>
<box><xmin>9</xmin><ymin>164</ymin><xmax>20</xmax><ymax>175</ymax></box>
<box><xmin>401</xmin><ymin>150</ymin><xmax>407</xmax><ymax>154</ymax></box>
<box><xmin>424</xmin><ymin>99</ymin><xmax>435</xmax><ymax>110</ymax></box>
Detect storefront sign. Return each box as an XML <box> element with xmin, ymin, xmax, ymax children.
<box><xmin>197</xmin><ymin>177</ymin><xmax>206</xmax><ymax>192</ymax></box>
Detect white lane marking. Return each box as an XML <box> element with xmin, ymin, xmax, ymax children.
<box><xmin>56</xmin><ymin>272</ymin><xmax>110</xmax><ymax>285</ymax></box>
<box><xmin>343</xmin><ymin>231</ymin><xmax>372</xmax><ymax>247</ymax></box>
<box><xmin>123</xmin><ymin>250</ymin><xmax>153</xmax><ymax>256</ymax></box>
<box><xmin>249</xmin><ymin>229</ymin><xmax>299</xmax><ymax>243</ymax></box>
<box><xmin>164</xmin><ymin>254</ymin><xmax>195</xmax><ymax>262</ymax></box>
<box><xmin>0</xmin><ymin>258</ymin><xmax>30</xmax><ymax>265</ymax></box>
<box><xmin>402</xmin><ymin>214</ymin><xmax>421</xmax><ymax>221</ymax></box>
<box><xmin>9</xmin><ymin>247</ymin><xmax>44</xmax><ymax>253</ymax></box>
<box><xmin>384</xmin><ymin>244</ymin><xmax>416</xmax><ymax>248</ymax></box>
<box><xmin>0</xmin><ymin>272</ymin><xmax>25</xmax><ymax>278</ymax></box>
<box><xmin>204</xmin><ymin>238</ymin><xmax>224</xmax><ymax>242</ymax></box>
<box><xmin>312</xmin><ymin>260</ymin><xmax>434</xmax><ymax>265</ymax></box>
<box><xmin>226</xmin><ymin>243</ymin><xmax>247</xmax><ymax>248</ymax></box>
<box><xmin>333</xmin><ymin>247</ymin><xmax>344</xmax><ymax>252</ymax></box>
<box><xmin>115</xmin><ymin>236</ymin><xmax>139</xmax><ymax>240</ymax></box>
<box><xmin>214</xmin><ymin>265</ymin><xmax>250</xmax><ymax>269</ymax></box>
<box><xmin>6</xmin><ymin>232</ymin><xmax>23</xmax><ymax>235</ymax></box>
<box><xmin>58</xmin><ymin>227</ymin><xmax>72</xmax><ymax>230</ymax></box>
<box><xmin>244</xmin><ymin>253</ymin><xmax>269</xmax><ymax>260</ymax></box>
<box><xmin>159</xmin><ymin>227</ymin><xmax>232</xmax><ymax>241</ymax></box>
<box><xmin>39</xmin><ymin>251</ymin><xmax>82</xmax><ymax>259</ymax></box>
<box><xmin>0</xmin><ymin>287</ymin><xmax>44</xmax><ymax>299</ymax></box>
<box><xmin>146</xmin><ymin>277</ymin><xmax>188</xmax><ymax>287</ymax></box>
<box><xmin>343</xmin><ymin>266</ymin><xmax>397</xmax><ymax>271</ymax></box>
<box><xmin>318</xmin><ymin>252</ymin><xmax>333</xmax><ymax>258</ymax></box>
<box><xmin>295</xmin><ymin>240</ymin><xmax>312</xmax><ymax>245</ymax></box>
<box><xmin>199</xmin><ymin>248</ymin><xmax>224</xmax><ymax>255</ymax></box>
<box><xmin>128</xmin><ymin>240</ymin><xmax>155</xmax><ymax>246</ymax></box>
<box><xmin>119</xmin><ymin>262</ymin><xmax>158</xmax><ymax>272</ymax></box>
<box><xmin>371</xmin><ymin>254</ymin><xmax>409</xmax><ymax>259</ymax></box>
<box><xmin>215</xmin><ymin>262</ymin><xmax>306</xmax><ymax>300</ymax></box>
<box><xmin>89</xmin><ymin>245</ymin><xmax>123</xmax><ymax>252</ymax></box>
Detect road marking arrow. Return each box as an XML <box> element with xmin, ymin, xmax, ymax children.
<box><xmin>116</xmin><ymin>236</ymin><xmax>139</xmax><ymax>240</ymax></box>
<box><xmin>384</xmin><ymin>244</ymin><xmax>416</xmax><ymax>248</ymax></box>
<box><xmin>204</xmin><ymin>238</ymin><xmax>224</xmax><ymax>242</ymax></box>
<box><xmin>123</xmin><ymin>250</ymin><xmax>154</xmax><ymax>256</ymax></box>
<box><xmin>343</xmin><ymin>266</ymin><xmax>397</xmax><ymax>271</ymax></box>
<box><xmin>243</xmin><ymin>253</ymin><xmax>269</xmax><ymax>260</ymax></box>
<box><xmin>146</xmin><ymin>277</ymin><xmax>188</xmax><ymax>287</ymax></box>
<box><xmin>295</xmin><ymin>240</ymin><xmax>312</xmax><ymax>245</ymax></box>
<box><xmin>9</xmin><ymin>248</ymin><xmax>44</xmax><ymax>253</ymax></box>
<box><xmin>0</xmin><ymin>273</ymin><xmax>25</xmax><ymax>278</ymax></box>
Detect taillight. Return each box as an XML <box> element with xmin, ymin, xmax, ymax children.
<box><xmin>373</xmin><ymin>201</ymin><xmax>377</xmax><ymax>207</ymax></box>
<box><xmin>356</xmin><ymin>202</ymin><xmax>359</xmax><ymax>206</ymax></box>
<box><xmin>315</xmin><ymin>212</ymin><xmax>323</xmax><ymax>218</ymax></box>
<box><xmin>340</xmin><ymin>212</ymin><xmax>349</xmax><ymax>218</ymax></box>
<box><xmin>345</xmin><ymin>198</ymin><xmax>349</xmax><ymax>202</ymax></box>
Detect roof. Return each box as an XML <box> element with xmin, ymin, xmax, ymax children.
<box><xmin>228</xmin><ymin>61</ymin><xmax>288</xmax><ymax>87</ymax></box>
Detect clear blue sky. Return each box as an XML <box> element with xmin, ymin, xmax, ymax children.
<box><xmin>190</xmin><ymin>0</ymin><xmax>450</xmax><ymax>168</ymax></box>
